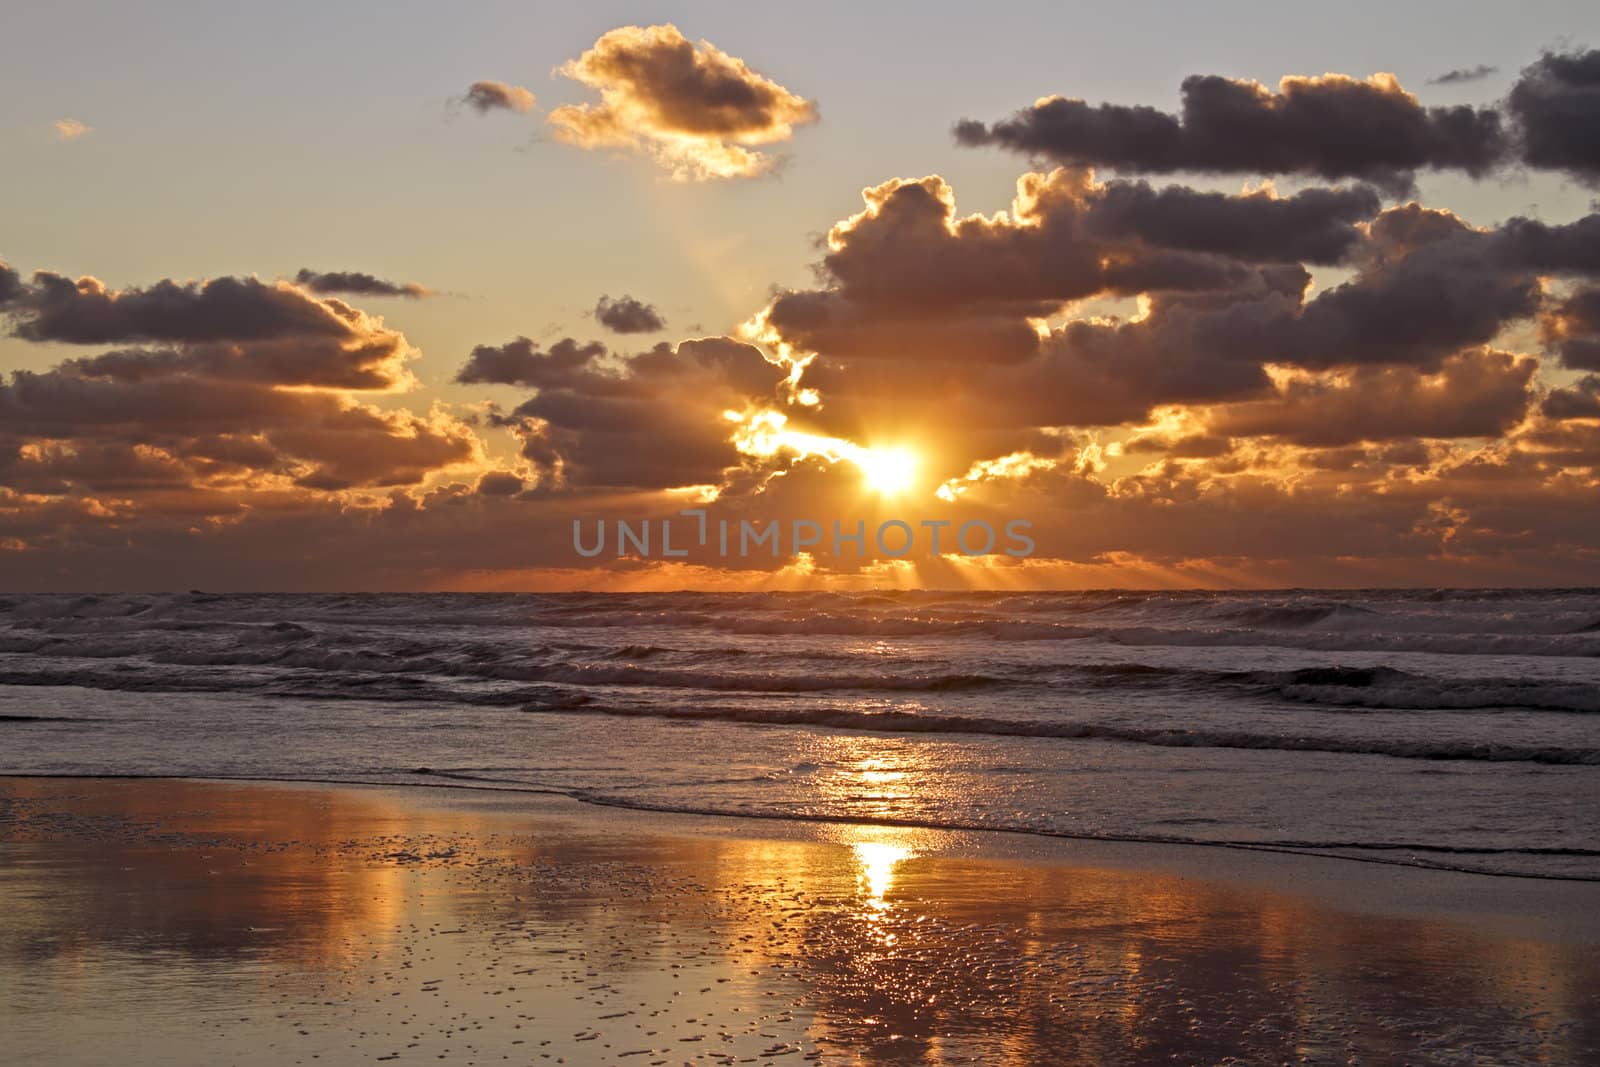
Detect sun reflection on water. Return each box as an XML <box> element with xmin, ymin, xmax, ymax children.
<box><xmin>853</xmin><ymin>839</ymin><xmax>912</xmax><ymax>911</ymax></box>
<box><xmin>810</xmin><ymin>733</ymin><xmax>949</xmax><ymax>822</ymax></box>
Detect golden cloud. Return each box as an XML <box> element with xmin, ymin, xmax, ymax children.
<box><xmin>548</xmin><ymin>24</ymin><xmax>817</xmax><ymax>180</ymax></box>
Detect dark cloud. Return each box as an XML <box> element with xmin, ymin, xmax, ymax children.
<box><xmin>460</xmin><ymin>81</ymin><xmax>536</xmax><ymax>114</ymax></box>
<box><xmin>1508</xmin><ymin>49</ymin><xmax>1600</xmax><ymax>182</ymax></box>
<box><xmin>270</xmin><ymin>406</ymin><xmax>478</xmax><ymax>491</ymax></box>
<box><xmin>1540</xmin><ymin>287</ymin><xmax>1600</xmax><ymax>370</ymax></box>
<box><xmin>1276</xmin><ymin>205</ymin><xmax>1539</xmax><ymax>369</ymax></box>
<box><xmin>995</xmin><ymin>283</ymin><xmax>1291</xmax><ymax>425</ymax></box>
<box><xmin>479</xmin><ymin>336</ymin><xmax>786</xmax><ymax>490</ymax></box>
<box><xmin>0</xmin><ymin>262</ymin><xmax>479</xmax><ymax>499</ymax></box>
<box><xmin>1429</xmin><ymin>65</ymin><xmax>1498</xmax><ymax>86</ymax></box>
<box><xmin>549</xmin><ymin>23</ymin><xmax>818</xmax><ymax>180</ymax></box>
<box><xmin>1542</xmin><ymin>375</ymin><xmax>1600</xmax><ymax>419</ymax></box>
<box><xmin>955</xmin><ymin>72</ymin><xmax>1506</xmax><ymax>194</ymax></box>
<box><xmin>12</xmin><ymin>272</ymin><xmax>352</xmax><ymax>344</ymax></box>
<box><xmin>760</xmin><ymin>180</ymin><xmax>1537</xmax><ymax>440</ymax></box>
<box><xmin>0</xmin><ymin>438</ymin><xmax>198</xmax><ymax>495</ymax></box>
<box><xmin>594</xmin><ymin>294</ymin><xmax>667</xmax><ymax>334</ymax></box>
<box><xmin>455</xmin><ymin>337</ymin><xmax>608</xmax><ymax>388</ymax></box>
<box><xmin>1034</xmin><ymin>204</ymin><xmax>1536</xmax><ymax>392</ymax></box>
<box><xmin>1081</xmin><ymin>182</ymin><xmax>1382</xmax><ymax>264</ymax></box>
<box><xmin>1205</xmin><ymin>350</ymin><xmax>1536</xmax><ymax>446</ymax></box>
<box><xmin>294</xmin><ymin>269</ymin><xmax>430</xmax><ymax>299</ymax></box>
<box><xmin>0</xmin><ymin>365</ymin><xmax>478</xmax><ymax>493</ymax></box>
<box><xmin>0</xmin><ymin>258</ymin><xmax>22</xmax><ymax>306</ymax></box>
<box><xmin>475</xmin><ymin>470</ymin><xmax>525</xmax><ymax>496</ymax></box>
<box><xmin>52</xmin><ymin>338</ymin><xmax>405</xmax><ymax>391</ymax></box>
<box><xmin>1122</xmin><ymin>432</ymin><xmax>1235</xmax><ymax>458</ymax></box>
<box><xmin>1492</xmin><ymin>213</ymin><xmax>1600</xmax><ymax>274</ymax></box>
<box><xmin>0</xmin><ymin>271</ymin><xmax>417</xmax><ymax>390</ymax></box>
<box><xmin>757</xmin><ymin>170</ymin><xmax>1377</xmax><ymax>378</ymax></box>
<box><xmin>1509</xmin><ymin>419</ymin><xmax>1600</xmax><ymax>472</ymax></box>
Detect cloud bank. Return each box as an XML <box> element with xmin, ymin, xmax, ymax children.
<box><xmin>956</xmin><ymin>50</ymin><xmax>1600</xmax><ymax>192</ymax></box>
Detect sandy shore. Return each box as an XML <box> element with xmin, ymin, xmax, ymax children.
<box><xmin>2</xmin><ymin>777</ymin><xmax>1596</xmax><ymax>1065</ymax></box>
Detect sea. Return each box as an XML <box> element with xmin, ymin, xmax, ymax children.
<box><xmin>2</xmin><ymin>589</ymin><xmax>1597</xmax><ymax>880</ymax></box>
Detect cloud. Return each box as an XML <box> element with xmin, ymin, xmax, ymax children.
<box><xmin>1539</xmin><ymin>286</ymin><xmax>1600</xmax><ymax>369</ymax></box>
<box><xmin>1542</xmin><ymin>374</ymin><xmax>1600</xmax><ymax>419</ymax></box>
<box><xmin>0</xmin><ymin>260</ymin><xmax>482</xmax><ymax>501</ymax></box>
<box><xmin>548</xmin><ymin>24</ymin><xmax>817</xmax><ymax>180</ymax></box>
<box><xmin>294</xmin><ymin>269</ymin><xmax>431</xmax><ymax>299</ymax></box>
<box><xmin>1080</xmin><ymin>182</ymin><xmax>1382</xmax><ymax>264</ymax></box>
<box><xmin>593</xmin><ymin>294</ymin><xmax>667</xmax><ymax>334</ymax></box>
<box><xmin>1514</xmin><ymin>418</ymin><xmax>1600</xmax><ymax>469</ymax></box>
<box><xmin>455</xmin><ymin>337</ymin><xmax>608</xmax><ymax>388</ymax></box>
<box><xmin>3</xmin><ymin>271</ymin><xmax>416</xmax><ymax>390</ymax></box>
<box><xmin>751</xmin><ymin>175</ymin><xmax>1537</xmax><ymax>451</ymax></box>
<box><xmin>460</xmin><ymin>80</ymin><xmax>536</xmax><ymax>114</ymax></box>
<box><xmin>1492</xmin><ymin>213</ymin><xmax>1600</xmax><ymax>274</ymax></box>
<box><xmin>472</xmin><ymin>335</ymin><xmax>787</xmax><ymax>489</ymax></box>
<box><xmin>0</xmin><ymin>259</ymin><xmax>22</xmax><ymax>306</ymax></box>
<box><xmin>1429</xmin><ymin>64</ymin><xmax>1498</xmax><ymax>86</ymax></box>
<box><xmin>1266</xmin><ymin>205</ymin><xmax>1539</xmax><ymax>370</ymax></box>
<box><xmin>955</xmin><ymin>72</ymin><xmax>1506</xmax><ymax>195</ymax></box>
<box><xmin>268</xmin><ymin>406</ymin><xmax>479</xmax><ymax>490</ymax></box>
<box><xmin>13</xmin><ymin>272</ymin><xmax>354</xmax><ymax>344</ymax></box>
<box><xmin>0</xmin><ymin>360</ymin><xmax>479</xmax><ymax>494</ymax></box>
<box><xmin>1122</xmin><ymin>432</ymin><xmax>1234</xmax><ymax>458</ymax></box>
<box><xmin>12</xmin><ymin>43</ymin><xmax>1600</xmax><ymax>591</ymax></box>
<box><xmin>752</xmin><ymin>169</ymin><xmax>1375</xmax><ymax>383</ymax></box>
<box><xmin>475</xmin><ymin>470</ymin><xmax>525</xmax><ymax>496</ymax></box>
<box><xmin>1508</xmin><ymin>49</ymin><xmax>1600</xmax><ymax>183</ymax></box>
<box><xmin>1204</xmin><ymin>350</ymin><xmax>1536</xmax><ymax>446</ymax></box>
<box><xmin>52</xmin><ymin>118</ymin><xmax>92</xmax><ymax>140</ymax></box>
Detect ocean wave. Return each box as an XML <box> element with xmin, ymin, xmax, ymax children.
<box><xmin>524</xmin><ymin>701</ymin><xmax>1600</xmax><ymax>765</ymax></box>
<box><xmin>671</xmin><ymin>615</ymin><xmax>1600</xmax><ymax>656</ymax></box>
<box><xmin>4</xmin><ymin>638</ymin><xmax>1599</xmax><ymax>711</ymax></box>
<box><xmin>525</xmin><ymin>663</ymin><xmax>1002</xmax><ymax>692</ymax></box>
<box><xmin>9</xmin><ymin>590</ymin><xmax>1600</xmax><ymax>656</ymax></box>
<box><xmin>1059</xmin><ymin>663</ymin><xmax>1600</xmax><ymax>713</ymax></box>
<box><xmin>1206</xmin><ymin>603</ymin><xmax>1376</xmax><ymax>628</ymax></box>
<box><xmin>1060</xmin><ymin>663</ymin><xmax>1600</xmax><ymax>713</ymax></box>
<box><xmin>1270</xmin><ymin>675</ymin><xmax>1600</xmax><ymax>713</ymax></box>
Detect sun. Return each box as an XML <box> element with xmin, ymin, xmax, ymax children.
<box><xmin>857</xmin><ymin>447</ymin><xmax>918</xmax><ymax>496</ymax></box>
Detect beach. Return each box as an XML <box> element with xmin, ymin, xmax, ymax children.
<box><xmin>10</xmin><ymin>4</ymin><xmax>1600</xmax><ymax>1062</ymax></box>
<box><xmin>3</xmin><ymin>775</ymin><xmax>1596</xmax><ymax>1066</ymax></box>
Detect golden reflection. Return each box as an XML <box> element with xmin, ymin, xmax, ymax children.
<box><xmin>5</xmin><ymin>779</ymin><xmax>1598</xmax><ymax>1067</ymax></box>
<box><xmin>827</xmin><ymin>823</ymin><xmax>932</xmax><ymax>929</ymax></box>
<box><xmin>810</xmin><ymin>732</ymin><xmax>947</xmax><ymax>823</ymax></box>
<box><xmin>853</xmin><ymin>840</ymin><xmax>912</xmax><ymax>911</ymax></box>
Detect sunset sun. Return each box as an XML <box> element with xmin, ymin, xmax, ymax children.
<box><xmin>858</xmin><ymin>446</ymin><xmax>918</xmax><ymax>496</ymax></box>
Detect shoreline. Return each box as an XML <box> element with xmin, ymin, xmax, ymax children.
<box><xmin>8</xmin><ymin>771</ymin><xmax>1600</xmax><ymax>938</ymax></box>
<box><xmin>4</xmin><ymin>774</ymin><xmax>1598</xmax><ymax>1065</ymax></box>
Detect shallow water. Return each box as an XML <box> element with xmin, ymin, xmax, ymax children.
<box><xmin>3</xmin><ymin>778</ymin><xmax>1596</xmax><ymax>1067</ymax></box>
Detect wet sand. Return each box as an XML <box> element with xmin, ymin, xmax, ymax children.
<box><xmin>2</xmin><ymin>777</ymin><xmax>1597</xmax><ymax>1065</ymax></box>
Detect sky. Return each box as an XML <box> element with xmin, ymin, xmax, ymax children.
<box><xmin>3</xmin><ymin>1</ymin><xmax>1600</xmax><ymax>591</ymax></box>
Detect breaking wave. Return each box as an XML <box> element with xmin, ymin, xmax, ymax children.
<box><xmin>525</xmin><ymin>700</ymin><xmax>1600</xmax><ymax>765</ymax></box>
